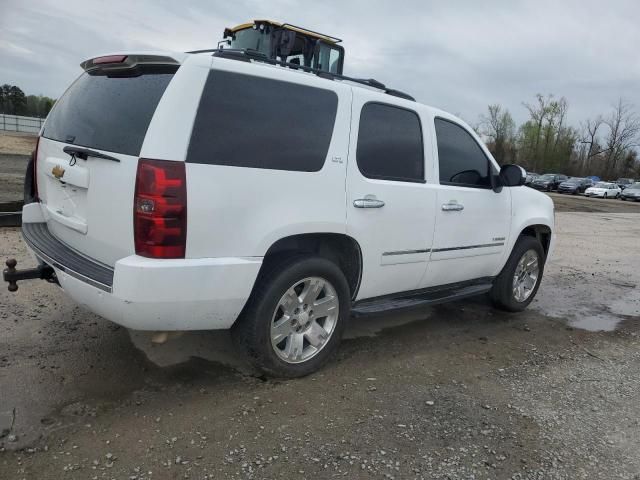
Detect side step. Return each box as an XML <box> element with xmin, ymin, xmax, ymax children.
<box><xmin>351</xmin><ymin>279</ymin><xmax>494</xmax><ymax>317</ymax></box>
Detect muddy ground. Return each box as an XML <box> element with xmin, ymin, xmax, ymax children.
<box><xmin>0</xmin><ymin>197</ymin><xmax>639</xmax><ymax>479</ymax></box>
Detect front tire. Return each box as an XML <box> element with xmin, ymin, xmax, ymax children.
<box><xmin>490</xmin><ymin>236</ymin><xmax>545</xmax><ymax>312</ymax></box>
<box><xmin>232</xmin><ymin>256</ymin><xmax>350</xmax><ymax>378</ymax></box>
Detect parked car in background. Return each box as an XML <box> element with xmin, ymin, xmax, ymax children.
<box><xmin>586</xmin><ymin>176</ymin><xmax>601</xmax><ymax>184</ymax></box>
<box><xmin>620</xmin><ymin>182</ymin><xmax>640</xmax><ymax>201</ymax></box>
<box><xmin>557</xmin><ymin>177</ymin><xmax>592</xmax><ymax>195</ymax></box>
<box><xmin>616</xmin><ymin>178</ymin><xmax>635</xmax><ymax>190</ymax></box>
<box><xmin>584</xmin><ymin>182</ymin><xmax>621</xmax><ymax>198</ymax></box>
<box><xmin>525</xmin><ymin>172</ymin><xmax>539</xmax><ymax>186</ymax></box>
<box><xmin>530</xmin><ymin>173</ymin><xmax>568</xmax><ymax>191</ymax></box>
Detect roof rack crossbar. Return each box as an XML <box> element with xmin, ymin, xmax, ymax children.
<box><xmin>207</xmin><ymin>48</ymin><xmax>415</xmax><ymax>101</ymax></box>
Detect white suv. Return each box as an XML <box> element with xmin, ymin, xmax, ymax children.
<box><xmin>5</xmin><ymin>50</ymin><xmax>555</xmax><ymax>377</ymax></box>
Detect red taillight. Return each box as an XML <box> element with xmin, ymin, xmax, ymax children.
<box><xmin>33</xmin><ymin>136</ymin><xmax>40</xmax><ymax>201</ymax></box>
<box><xmin>93</xmin><ymin>55</ymin><xmax>127</xmax><ymax>64</ymax></box>
<box><xmin>134</xmin><ymin>159</ymin><xmax>187</xmax><ymax>259</ymax></box>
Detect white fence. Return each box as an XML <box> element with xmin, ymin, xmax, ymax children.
<box><xmin>0</xmin><ymin>114</ymin><xmax>45</xmax><ymax>134</ymax></box>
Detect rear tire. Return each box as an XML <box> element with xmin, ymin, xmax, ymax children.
<box><xmin>490</xmin><ymin>236</ymin><xmax>545</xmax><ymax>312</ymax></box>
<box><xmin>232</xmin><ymin>256</ymin><xmax>350</xmax><ymax>378</ymax></box>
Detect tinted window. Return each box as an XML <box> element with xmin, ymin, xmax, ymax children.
<box><xmin>187</xmin><ymin>71</ymin><xmax>338</xmax><ymax>172</ymax></box>
<box><xmin>356</xmin><ymin>103</ymin><xmax>424</xmax><ymax>182</ymax></box>
<box><xmin>43</xmin><ymin>71</ymin><xmax>175</xmax><ymax>156</ymax></box>
<box><xmin>435</xmin><ymin>118</ymin><xmax>491</xmax><ymax>187</ymax></box>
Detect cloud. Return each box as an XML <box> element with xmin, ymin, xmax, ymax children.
<box><xmin>1</xmin><ymin>0</ymin><xmax>639</xmax><ymax>127</ymax></box>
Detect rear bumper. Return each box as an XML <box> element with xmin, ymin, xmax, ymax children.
<box><xmin>21</xmin><ymin>211</ymin><xmax>261</xmax><ymax>330</ymax></box>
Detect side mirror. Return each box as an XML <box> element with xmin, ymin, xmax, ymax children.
<box><xmin>499</xmin><ymin>164</ymin><xmax>526</xmax><ymax>187</ymax></box>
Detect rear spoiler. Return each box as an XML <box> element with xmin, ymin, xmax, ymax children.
<box><xmin>80</xmin><ymin>54</ymin><xmax>181</xmax><ymax>74</ymax></box>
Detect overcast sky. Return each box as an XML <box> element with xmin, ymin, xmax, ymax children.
<box><xmin>2</xmin><ymin>0</ymin><xmax>639</xmax><ymax>126</ymax></box>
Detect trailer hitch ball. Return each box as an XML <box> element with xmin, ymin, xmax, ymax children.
<box><xmin>5</xmin><ymin>259</ymin><xmax>18</xmax><ymax>292</ymax></box>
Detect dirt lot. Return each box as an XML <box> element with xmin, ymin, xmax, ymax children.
<box><xmin>0</xmin><ymin>132</ymin><xmax>36</xmax><ymax>203</ymax></box>
<box><xmin>0</xmin><ymin>197</ymin><xmax>639</xmax><ymax>479</ymax></box>
<box><xmin>550</xmin><ymin>191</ymin><xmax>640</xmax><ymax>213</ymax></box>
<box><xmin>0</xmin><ymin>132</ymin><xmax>37</xmax><ymax>156</ymax></box>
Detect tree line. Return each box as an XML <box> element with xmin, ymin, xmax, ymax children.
<box><xmin>0</xmin><ymin>84</ymin><xmax>56</xmax><ymax>118</ymax></box>
<box><xmin>478</xmin><ymin>95</ymin><xmax>640</xmax><ymax>179</ymax></box>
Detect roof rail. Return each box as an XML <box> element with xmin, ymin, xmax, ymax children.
<box><xmin>198</xmin><ymin>48</ymin><xmax>415</xmax><ymax>101</ymax></box>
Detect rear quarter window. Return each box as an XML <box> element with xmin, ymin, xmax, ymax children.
<box><xmin>187</xmin><ymin>70</ymin><xmax>338</xmax><ymax>172</ymax></box>
<box><xmin>43</xmin><ymin>70</ymin><xmax>175</xmax><ymax>156</ymax></box>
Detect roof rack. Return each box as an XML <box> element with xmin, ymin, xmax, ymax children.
<box><xmin>189</xmin><ymin>48</ymin><xmax>415</xmax><ymax>102</ymax></box>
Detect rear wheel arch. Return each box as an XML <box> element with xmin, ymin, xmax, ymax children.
<box><xmin>258</xmin><ymin>233</ymin><xmax>363</xmax><ymax>300</ymax></box>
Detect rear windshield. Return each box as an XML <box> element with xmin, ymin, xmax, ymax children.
<box><xmin>43</xmin><ymin>70</ymin><xmax>175</xmax><ymax>156</ymax></box>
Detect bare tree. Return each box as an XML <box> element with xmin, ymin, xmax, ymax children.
<box><xmin>523</xmin><ymin>94</ymin><xmax>555</xmax><ymax>170</ymax></box>
<box><xmin>581</xmin><ymin>116</ymin><xmax>604</xmax><ymax>157</ymax></box>
<box><xmin>577</xmin><ymin>115</ymin><xmax>605</xmax><ymax>173</ymax></box>
<box><xmin>480</xmin><ymin>104</ymin><xmax>516</xmax><ymax>164</ymax></box>
<box><xmin>603</xmin><ymin>99</ymin><xmax>640</xmax><ymax>177</ymax></box>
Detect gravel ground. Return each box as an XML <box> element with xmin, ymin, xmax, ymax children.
<box><xmin>0</xmin><ymin>200</ymin><xmax>639</xmax><ymax>479</ymax></box>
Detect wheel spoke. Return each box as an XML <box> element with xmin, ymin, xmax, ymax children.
<box><xmin>305</xmin><ymin>321</ymin><xmax>328</xmax><ymax>348</ymax></box>
<box><xmin>271</xmin><ymin>317</ymin><xmax>291</xmax><ymax>344</ymax></box>
<box><xmin>284</xmin><ymin>333</ymin><xmax>304</xmax><ymax>361</ymax></box>
<box><xmin>300</xmin><ymin>278</ymin><xmax>324</xmax><ymax>304</ymax></box>
<box><xmin>280</xmin><ymin>288</ymin><xmax>299</xmax><ymax>315</ymax></box>
<box><xmin>523</xmin><ymin>274</ymin><xmax>536</xmax><ymax>289</ymax></box>
<box><xmin>312</xmin><ymin>295</ymin><xmax>337</xmax><ymax>319</ymax></box>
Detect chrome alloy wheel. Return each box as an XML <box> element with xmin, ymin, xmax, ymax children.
<box><xmin>512</xmin><ymin>249</ymin><xmax>540</xmax><ymax>302</ymax></box>
<box><xmin>270</xmin><ymin>277</ymin><xmax>339</xmax><ymax>363</ymax></box>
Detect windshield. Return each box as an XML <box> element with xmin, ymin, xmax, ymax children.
<box><xmin>594</xmin><ymin>182</ymin><xmax>612</xmax><ymax>188</ymax></box>
<box><xmin>539</xmin><ymin>174</ymin><xmax>555</xmax><ymax>180</ymax></box>
<box><xmin>230</xmin><ymin>28</ymin><xmax>273</xmax><ymax>55</ymax></box>
<box><xmin>627</xmin><ymin>183</ymin><xmax>640</xmax><ymax>189</ymax></box>
<box><xmin>565</xmin><ymin>178</ymin><xmax>583</xmax><ymax>184</ymax></box>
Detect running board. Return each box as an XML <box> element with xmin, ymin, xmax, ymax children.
<box><xmin>351</xmin><ymin>279</ymin><xmax>494</xmax><ymax>317</ymax></box>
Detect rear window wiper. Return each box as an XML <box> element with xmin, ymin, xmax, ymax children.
<box><xmin>63</xmin><ymin>146</ymin><xmax>120</xmax><ymax>163</ymax></box>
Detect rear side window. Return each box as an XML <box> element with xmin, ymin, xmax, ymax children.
<box><xmin>356</xmin><ymin>103</ymin><xmax>424</xmax><ymax>182</ymax></box>
<box><xmin>435</xmin><ymin>118</ymin><xmax>492</xmax><ymax>188</ymax></box>
<box><xmin>187</xmin><ymin>71</ymin><xmax>338</xmax><ymax>172</ymax></box>
<box><xmin>43</xmin><ymin>71</ymin><xmax>175</xmax><ymax>156</ymax></box>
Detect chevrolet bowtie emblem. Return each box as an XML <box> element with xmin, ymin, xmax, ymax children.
<box><xmin>52</xmin><ymin>165</ymin><xmax>65</xmax><ymax>179</ymax></box>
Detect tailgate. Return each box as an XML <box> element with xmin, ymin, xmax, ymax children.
<box><xmin>37</xmin><ymin>60</ymin><xmax>177</xmax><ymax>266</ymax></box>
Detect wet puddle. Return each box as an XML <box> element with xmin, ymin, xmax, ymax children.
<box><xmin>568</xmin><ymin>313</ymin><xmax>623</xmax><ymax>332</ymax></box>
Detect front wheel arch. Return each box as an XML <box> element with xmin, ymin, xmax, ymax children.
<box><xmin>518</xmin><ymin>224</ymin><xmax>551</xmax><ymax>259</ymax></box>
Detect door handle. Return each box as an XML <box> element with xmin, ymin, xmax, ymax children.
<box><xmin>354</xmin><ymin>196</ymin><xmax>385</xmax><ymax>208</ymax></box>
<box><xmin>442</xmin><ymin>202</ymin><xmax>464</xmax><ymax>211</ymax></box>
